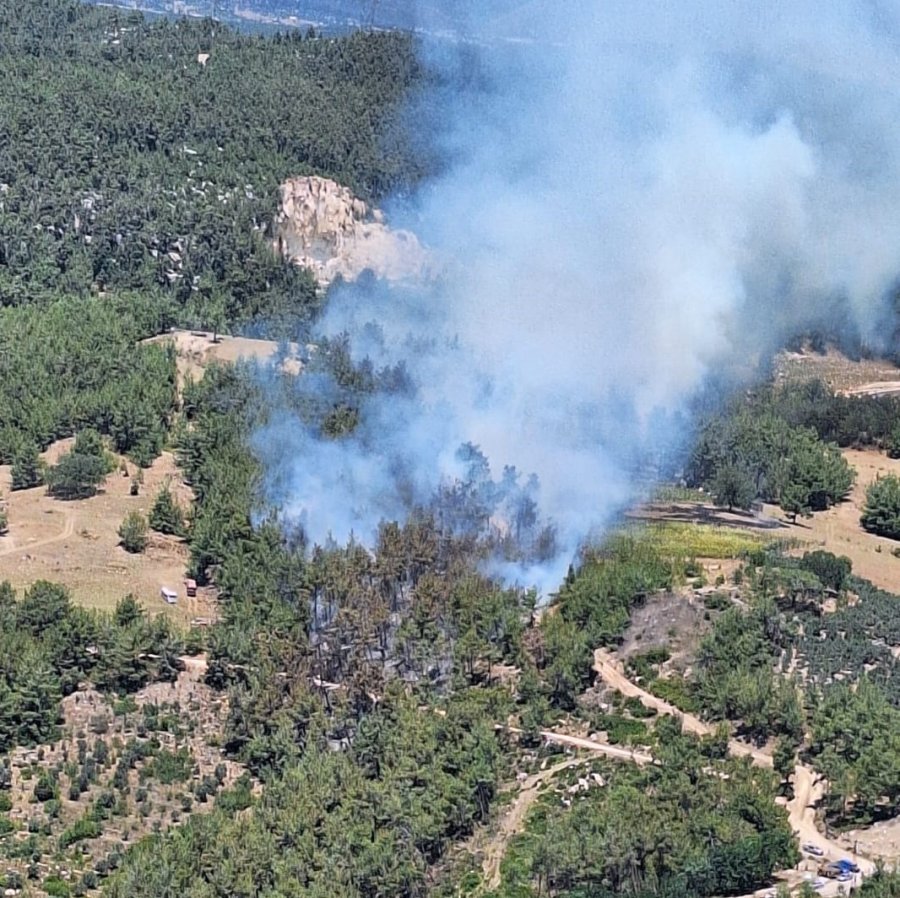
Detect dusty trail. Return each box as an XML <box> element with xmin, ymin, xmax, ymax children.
<box><xmin>0</xmin><ymin>506</ymin><xmax>74</xmax><ymax>557</ymax></box>
<box><xmin>525</xmin><ymin>726</ymin><xmax>653</xmax><ymax>764</ymax></box>
<box><xmin>475</xmin><ymin>728</ymin><xmax>653</xmax><ymax>893</ymax></box>
<box><xmin>593</xmin><ymin>649</ymin><xmax>772</xmax><ymax>767</ymax></box>
<box><xmin>591</xmin><ymin>648</ymin><xmax>875</xmax><ymax>896</ymax></box>
<box><xmin>480</xmin><ymin>757</ymin><xmax>584</xmax><ymax>891</ymax></box>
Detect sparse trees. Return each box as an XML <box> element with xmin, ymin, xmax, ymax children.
<box><xmin>689</xmin><ymin>406</ymin><xmax>854</xmax><ymax>523</ymax></box>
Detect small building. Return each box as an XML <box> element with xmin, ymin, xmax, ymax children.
<box><xmin>184</xmin><ymin>578</ymin><xmax>197</xmax><ymax>598</ymax></box>
<box><xmin>160</xmin><ymin>587</ymin><xmax>178</xmax><ymax>605</ymax></box>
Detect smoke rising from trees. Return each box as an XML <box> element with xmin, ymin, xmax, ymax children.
<box><xmin>255</xmin><ymin>1</ymin><xmax>900</xmax><ymax>592</ymax></box>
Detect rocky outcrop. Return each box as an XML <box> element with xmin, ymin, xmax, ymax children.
<box><xmin>272</xmin><ymin>176</ymin><xmax>433</xmax><ymax>287</ymax></box>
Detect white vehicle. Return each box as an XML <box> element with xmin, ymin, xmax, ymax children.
<box><xmin>802</xmin><ymin>842</ymin><xmax>825</xmax><ymax>857</ymax></box>
<box><xmin>160</xmin><ymin>586</ymin><xmax>178</xmax><ymax>605</ymax></box>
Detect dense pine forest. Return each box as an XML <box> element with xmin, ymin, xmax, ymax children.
<box><xmin>0</xmin><ymin>1</ymin><xmax>897</xmax><ymax>897</ymax></box>
<box><xmin>0</xmin><ymin>0</ymin><xmax>426</xmax><ymax>326</ymax></box>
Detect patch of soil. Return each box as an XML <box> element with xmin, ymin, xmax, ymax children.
<box><xmin>618</xmin><ymin>590</ymin><xmax>709</xmax><ymax>671</ymax></box>
<box><xmin>142</xmin><ymin>330</ymin><xmax>306</xmax><ymax>396</ymax></box>
<box><xmin>845</xmin><ymin>815</ymin><xmax>900</xmax><ymax>863</ymax></box>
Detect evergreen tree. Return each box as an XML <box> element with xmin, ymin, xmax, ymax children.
<box><xmin>10</xmin><ymin>444</ymin><xmax>42</xmax><ymax>491</ymax></box>
<box><xmin>118</xmin><ymin>512</ymin><xmax>149</xmax><ymax>554</ymax></box>
<box><xmin>861</xmin><ymin>474</ymin><xmax>900</xmax><ymax>539</ymax></box>
<box><xmin>711</xmin><ymin>462</ymin><xmax>755</xmax><ymax>512</ymax></box>
<box><xmin>149</xmin><ymin>486</ymin><xmax>185</xmax><ymax>536</ymax></box>
<box><xmin>46</xmin><ymin>452</ymin><xmax>107</xmax><ymax>500</ymax></box>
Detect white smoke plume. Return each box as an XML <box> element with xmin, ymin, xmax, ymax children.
<box><xmin>254</xmin><ymin>0</ymin><xmax>900</xmax><ymax>593</ymax></box>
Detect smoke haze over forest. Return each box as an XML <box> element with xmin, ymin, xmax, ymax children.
<box><xmin>255</xmin><ymin>1</ymin><xmax>900</xmax><ymax>591</ymax></box>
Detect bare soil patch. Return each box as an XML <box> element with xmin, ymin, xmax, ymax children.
<box><xmin>845</xmin><ymin>815</ymin><xmax>900</xmax><ymax>863</ymax></box>
<box><xmin>619</xmin><ymin>590</ymin><xmax>709</xmax><ymax>671</ymax></box>
<box><xmin>0</xmin><ymin>441</ymin><xmax>215</xmax><ymax>623</ymax></box>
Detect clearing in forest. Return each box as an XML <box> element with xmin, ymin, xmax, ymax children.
<box><xmin>633</xmin><ymin>447</ymin><xmax>900</xmax><ymax>594</ymax></box>
<box><xmin>0</xmin><ymin>440</ymin><xmax>214</xmax><ymax>623</ymax></box>
<box><xmin>768</xmin><ymin>448</ymin><xmax>900</xmax><ymax>594</ymax></box>
<box><xmin>142</xmin><ymin>329</ymin><xmax>306</xmax><ymax>396</ymax></box>
<box><xmin>774</xmin><ymin>345</ymin><xmax>900</xmax><ymax>392</ymax></box>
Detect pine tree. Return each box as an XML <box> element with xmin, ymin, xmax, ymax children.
<box><xmin>118</xmin><ymin>512</ymin><xmax>149</xmax><ymax>554</ymax></box>
<box><xmin>10</xmin><ymin>444</ymin><xmax>43</xmax><ymax>491</ymax></box>
<box><xmin>149</xmin><ymin>486</ymin><xmax>185</xmax><ymax>536</ymax></box>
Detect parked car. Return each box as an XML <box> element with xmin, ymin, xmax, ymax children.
<box><xmin>803</xmin><ymin>842</ymin><xmax>825</xmax><ymax>857</ymax></box>
<box><xmin>836</xmin><ymin>859</ymin><xmax>859</xmax><ymax>873</ymax></box>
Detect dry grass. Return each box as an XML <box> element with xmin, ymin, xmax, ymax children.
<box><xmin>771</xmin><ymin>447</ymin><xmax>900</xmax><ymax>594</ymax></box>
<box><xmin>0</xmin><ymin>441</ymin><xmax>216</xmax><ymax>624</ymax></box>
<box><xmin>631</xmin><ymin>521</ymin><xmax>771</xmax><ymax>559</ymax></box>
<box><xmin>773</xmin><ymin>346</ymin><xmax>900</xmax><ymax>392</ymax></box>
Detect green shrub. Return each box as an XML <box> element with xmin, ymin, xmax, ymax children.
<box><xmin>215</xmin><ymin>773</ymin><xmax>253</xmax><ymax>813</ymax></box>
<box><xmin>798</xmin><ymin>550</ymin><xmax>852</xmax><ymax>591</ymax></box>
<box><xmin>147</xmin><ymin>748</ymin><xmax>192</xmax><ymax>785</ymax></box>
<box><xmin>649</xmin><ymin>675</ymin><xmax>701</xmax><ymax>713</ymax></box>
<box><xmin>59</xmin><ymin>816</ymin><xmax>102</xmax><ymax>849</ymax></box>
<box><xmin>594</xmin><ymin>713</ymin><xmax>647</xmax><ymax>745</ymax></box>
<box><xmin>702</xmin><ymin>591</ymin><xmax>731</xmax><ymax>611</ymax></box>
<box><xmin>43</xmin><ymin>876</ymin><xmax>71</xmax><ymax>897</ymax></box>
<box><xmin>624</xmin><ymin>696</ymin><xmax>657</xmax><ymax>719</ymax></box>
<box><xmin>33</xmin><ymin>773</ymin><xmax>57</xmax><ymax>802</ymax></box>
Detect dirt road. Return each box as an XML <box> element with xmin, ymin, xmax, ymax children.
<box><xmin>474</xmin><ymin>727</ymin><xmax>653</xmax><ymax>893</ymax></box>
<box><xmin>0</xmin><ymin>505</ymin><xmax>74</xmax><ymax>557</ymax></box>
<box><xmin>480</xmin><ymin>757</ymin><xmax>585</xmax><ymax>891</ymax></box>
<box><xmin>528</xmin><ymin>726</ymin><xmax>654</xmax><ymax>765</ymax></box>
<box><xmin>592</xmin><ymin>649</ymin><xmax>772</xmax><ymax>767</ymax></box>
<box><xmin>592</xmin><ymin>648</ymin><xmax>876</xmax><ymax>896</ymax></box>
<box><xmin>786</xmin><ymin>764</ymin><xmax>874</xmax><ymax>880</ymax></box>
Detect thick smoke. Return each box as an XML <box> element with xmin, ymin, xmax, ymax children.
<box><xmin>254</xmin><ymin>1</ymin><xmax>900</xmax><ymax>592</ymax></box>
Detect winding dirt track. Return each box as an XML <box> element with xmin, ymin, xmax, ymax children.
<box><xmin>0</xmin><ymin>506</ymin><xmax>74</xmax><ymax>557</ymax></box>
<box><xmin>591</xmin><ymin>649</ymin><xmax>875</xmax><ymax>894</ymax></box>
<box><xmin>593</xmin><ymin>649</ymin><xmax>772</xmax><ymax>765</ymax></box>
<box><xmin>480</xmin><ymin>757</ymin><xmax>585</xmax><ymax>891</ymax></box>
